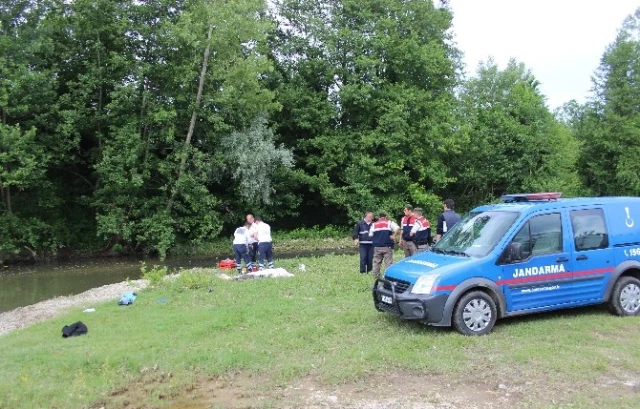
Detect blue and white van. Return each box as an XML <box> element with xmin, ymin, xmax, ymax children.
<box><xmin>372</xmin><ymin>193</ymin><xmax>640</xmax><ymax>335</ymax></box>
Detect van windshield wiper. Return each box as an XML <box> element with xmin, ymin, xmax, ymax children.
<box><xmin>442</xmin><ymin>249</ymin><xmax>470</xmax><ymax>257</ymax></box>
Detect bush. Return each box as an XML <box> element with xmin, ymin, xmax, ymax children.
<box><xmin>170</xmin><ymin>268</ymin><xmax>217</xmax><ymax>291</ymax></box>
<box><xmin>140</xmin><ymin>263</ymin><xmax>168</xmax><ymax>286</ymax></box>
<box><xmin>275</xmin><ymin>225</ymin><xmax>349</xmax><ymax>240</ymax></box>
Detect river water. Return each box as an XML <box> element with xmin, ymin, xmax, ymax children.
<box><xmin>0</xmin><ymin>249</ymin><xmax>354</xmax><ymax>313</ymax></box>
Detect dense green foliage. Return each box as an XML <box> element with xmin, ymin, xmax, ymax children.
<box><xmin>1</xmin><ymin>0</ymin><xmax>637</xmax><ymax>258</ymax></box>
<box><xmin>562</xmin><ymin>9</ymin><xmax>640</xmax><ymax>196</ymax></box>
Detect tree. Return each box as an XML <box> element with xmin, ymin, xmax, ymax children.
<box><xmin>271</xmin><ymin>0</ymin><xmax>460</xmax><ymax>222</ymax></box>
<box><xmin>452</xmin><ymin>59</ymin><xmax>582</xmax><ymax>209</ymax></box>
<box><xmin>575</xmin><ymin>8</ymin><xmax>640</xmax><ymax>196</ymax></box>
<box><xmin>92</xmin><ymin>0</ymin><xmax>285</xmax><ymax>257</ymax></box>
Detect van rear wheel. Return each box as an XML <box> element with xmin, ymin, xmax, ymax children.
<box><xmin>609</xmin><ymin>276</ymin><xmax>640</xmax><ymax>316</ymax></box>
<box><xmin>452</xmin><ymin>291</ymin><xmax>497</xmax><ymax>336</ymax></box>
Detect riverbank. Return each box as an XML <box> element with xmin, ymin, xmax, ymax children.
<box><xmin>1</xmin><ymin>253</ymin><xmax>639</xmax><ymax>409</ymax></box>
<box><xmin>0</xmin><ymin>226</ymin><xmax>352</xmax><ymax>264</ymax></box>
<box><xmin>0</xmin><ymin>279</ymin><xmax>148</xmax><ymax>336</ymax></box>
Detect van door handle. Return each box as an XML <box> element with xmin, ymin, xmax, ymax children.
<box><xmin>576</xmin><ymin>255</ymin><xmax>588</xmax><ymax>261</ymax></box>
<box><xmin>556</xmin><ymin>257</ymin><xmax>569</xmax><ymax>263</ymax></box>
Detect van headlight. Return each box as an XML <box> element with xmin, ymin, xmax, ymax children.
<box><xmin>411</xmin><ymin>274</ymin><xmax>439</xmax><ymax>295</ymax></box>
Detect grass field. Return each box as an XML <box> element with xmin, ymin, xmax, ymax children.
<box><xmin>1</xmin><ymin>253</ymin><xmax>639</xmax><ymax>409</ymax></box>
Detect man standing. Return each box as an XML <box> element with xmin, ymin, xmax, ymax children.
<box><xmin>246</xmin><ymin>213</ymin><xmax>259</xmax><ymax>271</ymax></box>
<box><xmin>436</xmin><ymin>199</ymin><xmax>461</xmax><ymax>242</ymax></box>
<box><xmin>252</xmin><ymin>216</ymin><xmax>274</xmax><ymax>270</ymax></box>
<box><xmin>352</xmin><ymin>211</ymin><xmax>374</xmax><ymax>274</ymax></box>
<box><xmin>368</xmin><ymin>212</ymin><xmax>400</xmax><ymax>279</ymax></box>
<box><xmin>399</xmin><ymin>205</ymin><xmax>417</xmax><ymax>257</ymax></box>
<box><xmin>232</xmin><ymin>222</ymin><xmax>252</xmax><ymax>273</ymax></box>
<box><xmin>410</xmin><ymin>207</ymin><xmax>431</xmax><ymax>252</ymax></box>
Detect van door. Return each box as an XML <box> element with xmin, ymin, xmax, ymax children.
<box><xmin>568</xmin><ymin>208</ymin><xmax>614</xmax><ymax>302</ymax></box>
<box><xmin>500</xmin><ymin>212</ymin><xmax>573</xmax><ymax>312</ymax></box>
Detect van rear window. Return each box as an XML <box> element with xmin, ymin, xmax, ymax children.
<box><xmin>570</xmin><ymin>209</ymin><xmax>609</xmax><ymax>251</ymax></box>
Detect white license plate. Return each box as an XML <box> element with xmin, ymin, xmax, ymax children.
<box><xmin>380</xmin><ymin>295</ymin><xmax>393</xmax><ymax>304</ymax></box>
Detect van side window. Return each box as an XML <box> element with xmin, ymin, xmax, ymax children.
<box><xmin>530</xmin><ymin>213</ymin><xmax>563</xmax><ymax>255</ymax></box>
<box><xmin>570</xmin><ymin>209</ymin><xmax>609</xmax><ymax>251</ymax></box>
<box><xmin>506</xmin><ymin>213</ymin><xmax>562</xmax><ymax>262</ymax></box>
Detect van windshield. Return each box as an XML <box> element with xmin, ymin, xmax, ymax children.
<box><xmin>433</xmin><ymin>211</ymin><xmax>520</xmax><ymax>258</ymax></box>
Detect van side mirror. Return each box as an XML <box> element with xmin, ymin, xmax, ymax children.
<box><xmin>509</xmin><ymin>242</ymin><xmax>523</xmax><ymax>261</ymax></box>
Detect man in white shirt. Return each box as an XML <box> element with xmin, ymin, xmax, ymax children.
<box><xmin>232</xmin><ymin>222</ymin><xmax>252</xmax><ymax>273</ymax></box>
<box><xmin>246</xmin><ymin>213</ymin><xmax>259</xmax><ymax>271</ymax></box>
<box><xmin>252</xmin><ymin>216</ymin><xmax>274</xmax><ymax>270</ymax></box>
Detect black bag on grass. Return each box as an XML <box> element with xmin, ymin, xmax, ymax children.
<box><xmin>62</xmin><ymin>321</ymin><xmax>88</xmax><ymax>338</ymax></box>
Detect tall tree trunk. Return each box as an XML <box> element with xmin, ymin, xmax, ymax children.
<box><xmin>3</xmin><ymin>164</ymin><xmax>10</xmax><ymax>214</ymax></box>
<box><xmin>6</xmin><ymin>185</ymin><xmax>11</xmax><ymax>214</ymax></box>
<box><xmin>94</xmin><ymin>35</ymin><xmax>103</xmax><ymax>191</ymax></box>
<box><xmin>166</xmin><ymin>23</ymin><xmax>214</xmax><ymax>212</ymax></box>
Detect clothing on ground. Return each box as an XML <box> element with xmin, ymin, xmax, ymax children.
<box><xmin>118</xmin><ymin>292</ymin><xmax>137</xmax><ymax>306</ymax></box>
<box><xmin>62</xmin><ymin>321</ymin><xmax>88</xmax><ymax>338</ymax></box>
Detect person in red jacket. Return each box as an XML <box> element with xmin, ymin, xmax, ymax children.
<box><xmin>410</xmin><ymin>207</ymin><xmax>432</xmax><ymax>252</ymax></box>
<box><xmin>368</xmin><ymin>212</ymin><xmax>400</xmax><ymax>279</ymax></box>
<box><xmin>399</xmin><ymin>205</ymin><xmax>417</xmax><ymax>257</ymax></box>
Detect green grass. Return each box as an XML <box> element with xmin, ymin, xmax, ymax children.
<box><xmin>1</xmin><ymin>253</ymin><xmax>640</xmax><ymax>408</ymax></box>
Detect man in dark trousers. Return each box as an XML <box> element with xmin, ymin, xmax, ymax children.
<box><xmin>368</xmin><ymin>212</ymin><xmax>400</xmax><ymax>280</ymax></box>
<box><xmin>436</xmin><ymin>198</ymin><xmax>461</xmax><ymax>242</ymax></box>
<box><xmin>352</xmin><ymin>211</ymin><xmax>374</xmax><ymax>274</ymax></box>
<box><xmin>246</xmin><ymin>213</ymin><xmax>259</xmax><ymax>271</ymax></box>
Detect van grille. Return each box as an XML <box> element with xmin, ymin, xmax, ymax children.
<box><xmin>382</xmin><ymin>277</ymin><xmax>411</xmax><ymax>294</ymax></box>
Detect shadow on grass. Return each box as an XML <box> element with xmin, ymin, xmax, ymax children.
<box><xmin>374</xmin><ymin>303</ymin><xmax>614</xmax><ymax>335</ymax></box>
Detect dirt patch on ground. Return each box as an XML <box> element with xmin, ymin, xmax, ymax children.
<box><xmin>95</xmin><ymin>368</ymin><xmax>638</xmax><ymax>409</ymax></box>
<box><xmin>0</xmin><ymin>279</ymin><xmax>148</xmax><ymax>336</ymax></box>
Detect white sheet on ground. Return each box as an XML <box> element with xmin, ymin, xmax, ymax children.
<box><xmin>246</xmin><ymin>268</ymin><xmax>294</xmax><ymax>278</ymax></box>
<box><xmin>218</xmin><ymin>268</ymin><xmax>295</xmax><ymax>281</ymax></box>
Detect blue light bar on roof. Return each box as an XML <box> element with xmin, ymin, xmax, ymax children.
<box><xmin>501</xmin><ymin>192</ymin><xmax>562</xmax><ymax>202</ymax></box>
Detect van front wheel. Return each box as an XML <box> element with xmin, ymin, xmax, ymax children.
<box><xmin>452</xmin><ymin>291</ymin><xmax>497</xmax><ymax>336</ymax></box>
<box><xmin>609</xmin><ymin>276</ymin><xmax>640</xmax><ymax>316</ymax></box>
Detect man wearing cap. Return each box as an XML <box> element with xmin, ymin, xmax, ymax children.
<box><xmin>368</xmin><ymin>212</ymin><xmax>400</xmax><ymax>279</ymax></box>
<box><xmin>410</xmin><ymin>207</ymin><xmax>432</xmax><ymax>252</ymax></box>
<box><xmin>399</xmin><ymin>205</ymin><xmax>417</xmax><ymax>257</ymax></box>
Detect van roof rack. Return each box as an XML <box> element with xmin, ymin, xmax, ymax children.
<box><xmin>501</xmin><ymin>192</ymin><xmax>562</xmax><ymax>203</ymax></box>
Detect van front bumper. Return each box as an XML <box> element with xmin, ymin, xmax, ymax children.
<box><xmin>372</xmin><ymin>278</ymin><xmax>448</xmax><ymax>324</ymax></box>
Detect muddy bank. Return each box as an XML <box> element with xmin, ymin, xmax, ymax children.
<box><xmin>0</xmin><ymin>279</ymin><xmax>148</xmax><ymax>336</ymax></box>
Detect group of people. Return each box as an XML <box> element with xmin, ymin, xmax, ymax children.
<box><xmin>352</xmin><ymin>199</ymin><xmax>461</xmax><ymax>279</ymax></box>
<box><xmin>230</xmin><ymin>199</ymin><xmax>461</xmax><ymax>278</ymax></box>
<box><xmin>232</xmin><ymin>213</ymin><xmax>275</xmax><ymax>274</ymax></box>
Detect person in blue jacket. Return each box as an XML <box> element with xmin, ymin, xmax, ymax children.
<box><xmin>352</xmin><ymin>211</ymin><xmax>374</xmax><ymax>274</ymax></box>
<box><xmin>436</xmin><ymin>198</ymin><xmax>461</xmax><ymax>242</ymax></box>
